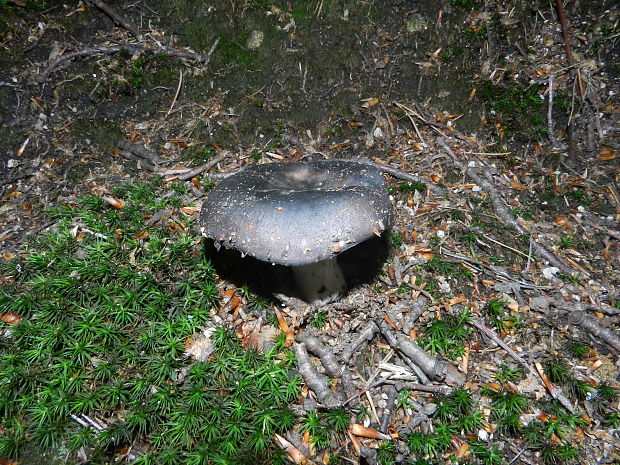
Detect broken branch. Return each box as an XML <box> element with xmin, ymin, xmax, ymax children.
<box><xmin>438</xmin><ymin>137</ymin><xmax>575</xmax><ymax>274</ymax></box>
<box><xmin>292</xmin><ymin>342</ymin><xmax>344</xmax><ymax>408</ymax></box>
<box><xmin>85</xmin><ymin>0</ymin><xmax>142</xmax><ymax>40</ymax></box>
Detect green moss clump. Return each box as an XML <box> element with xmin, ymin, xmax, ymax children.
<box><xmin>0</xmin><ymin>180</ymin><xmax>300</xmax><ymax>464</ymax></box>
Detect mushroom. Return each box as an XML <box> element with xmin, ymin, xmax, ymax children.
<box><xmin>199</xmin><ymin>160</ymin><xmax>393</xmax><ymax>304</ymax></box>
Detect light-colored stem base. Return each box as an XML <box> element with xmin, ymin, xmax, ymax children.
<box><xmin>292</xmin><ymin>258</ymin><xmax>346</xmax><ymax>305</ymax></box>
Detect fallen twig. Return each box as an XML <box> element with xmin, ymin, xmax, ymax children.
<box><xmin>555</xmin><ymin>0</ymin><xmax>574</xmax><ymax>65</ymax></box>
<box><xmin>471</xmin><ymin>318</ymin><xmax>576</xmax><ymax>413</ymax></box>
<box><xmin>565</xmin><ymin>311</ymin><xmax>620</xmax><ymax>352</ymax></box>
<box><xmin>552</xmin><ymin>299</ymin><xmax>620</xmax><ymax>317</ymax></box>
<box><xmin>292</xmin><ymin>342</ymin><xmax>344</xmax><ymax>408</ymax></box>
<box><xmin>375</xmin><ymin>380</ymin><xmax>451</xmax><ymax>395</ymax></box>
<box><xmin>165</xmin><ymin>70</ymin><xmax>183</xmax><ymax>117</ymax></box>
<box><xmin>165</xmin><ymin>37</ymin><xmax>220</xmax><ymax>68</ymax></box>
<box><xmin>165</xmin><ymin>152</ymin><xmax>229</xmax><ymax>181</ymax></box>
<box><xmin>438</xmin><ymin>138</ymin><xmax>575</xmax><ymax>274</ymax></box>
<box><xmin>380</xmin><ymin>385</ymin><xmax>397</xmax><ymax>433</ymax></box>
<box><xmin>298</xmin><ymin>333</ymin><xmax>358</xmax><ymax>405</ymax></box>
<box><xmin>341</xmin><ymin>321</ymin><xmax>379</xmax><ymax>363</ymax></box>
<box><xmin>547</xmin><ymin>75</ymin><xmax>565</xmax><ymax>150</ymax></box>
<box><xmin>442</xmin><ymin>250</ymin><xmax>552</xmax><ymax>290</ymax></box>
<box><xmin>377</xmin><ymin>319</ymin><xmax>465</xmax><ymax>386</ymax></box>
<box><xmin>341</xmin><ymin>158</ymin><xmax>447</xmax><ymax>197</ymax></box>
<box><xmin>34</xmin><ymin>39</ymin><xmax>219</xmax><ymax>83</ymax></box>
<box><xmin>275</xmin><ymin>433</ymin><xmax>316</xmax><ymax>465</ymax></box>
<box><xmin>393</xmin><ymin>102</ymin><xmax>426</xmax><ymax>145</ymax></box>
<box><xmin>85</xmin><ymin>0</ymin><xmax>142</xmax><ymax>40</ymax></box>
<box><xmin>35</xmin><ymin>45</ymin><xmax>137</xmax><ymax>83</ymax></box>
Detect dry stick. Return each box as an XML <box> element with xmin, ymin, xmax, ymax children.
<box><xmin>377</xmin><ymin>319</ymin><xmax>466</xmax><ymax>386</ymax></box>
<box><xmin>292</xmin><ymin>342</ymin><xmax>344</xmax><ymax>408</ymax></box>
<box><xmin>344</xmin><ymin>351</ymin><xmax>395</xmax><ymax>406</ymax></box>
<box><xmin>547</xmin><ymin>74</ymin><xmax>565</xmax><ymax>150</ymax></box>
<box><xmin>85</xmin><ymin>0</ymin><xmax>142</xmax><ymax>40</ymax></box>
<box><xmin>471</xmin><ymin>319</ymin><xmax>576</xmax><ymax>414</ymax></box>
<box><xmin>167</xmin><ymin>37</ymin><xmax>220</xmax><ymax>68</ymax></box>
<box><xmin>442</xmin><ymin>250</ymin><xmax>552</xmax><ymax>290</ymax></box>
<box><xmin>34</xmin><ymin>39</ymin><xmax>219</xmax><ymax>83</ymax></box>
<box><xmin>298</xmin><ymin>333</ymin><xmax>358</xmax><ymax>405</ymax></box>
<box><xmin>394</xmin><ymin>101</ymin><xmax>448</xmax><ymax>131</ymax></box>
<box><xmin>343</xmin><ymin>158</ymin><xmax>446</xmax><ymax>197</ymax></box>
<box><xmin>380</xmin><ymin>385</ymin><xmax>397</xmax><ymax>434</ymax></box>
<box><xmin>166</xmin><ymin>70</ymin><xmax>183</xmax><ymax>118</ymax></box>
<box><xmin>393</xmin><ymin>102</ymin><xmax>426</xmax><ymax>146</ymax></box>
<box><xmin>167</xmin><ymin>152</ymin><xmax>229</xmax><ymax>181</ymax></box>
<box><xmin>437</xmin><ymin>138</ymin><xmax>575</xmax><ymax>274</ymax></box>
<box><xmin>374</xmin><ymin>380</ymin><xmax>450</xmax><ymax>395</ymax></box>
<box><xmin>555</xmin><ymin>0</ymin><xmax>574</xmax><ymax>65</ymax></box>
<box><xmin>566</xmin><ymin>311</ymin><xmax>620</xmax><ymax>352</ymax></box>
<box><xmin>35</xmin><ymin>45</ymin><xmax>133</xmax><ymax>82</ymax></box>
<box><xmin>376</xmin><ymin>320</ymin><xmax>430</xmax><ymax>385</ymax></box>
<box><xmin>554</xmin><ymin>0</ymin><xmax>580</xmax><ymax>160</ymax></box>
<box><xmin>558</xmin><ymin>300</ymin><xmax>620</xmax><ymax>317</ymax></box>
<box><xmin>341</xmin><ymin>321</ymin><xmax>379</xmax><ymax>363</ymax></box>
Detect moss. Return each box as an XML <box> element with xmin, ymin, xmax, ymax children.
<box><xmin>479</xmin><ymin>78</ymin><xmax>546</xmax><ymax>141</ymax></box>
<box><xmin>218</xmin><ymin>36</ymin><xmax>258</xmax><ymax>69</ymax></box>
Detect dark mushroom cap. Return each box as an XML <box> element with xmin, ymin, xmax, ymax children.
<box><xmin>199</xmin><ymin>160</ymin><xmax>393</xmax><ymax>265</ymax></box>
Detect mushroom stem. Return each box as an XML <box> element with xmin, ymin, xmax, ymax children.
<box><xmin>292</xmin><ymin>257</ymin><xmax>347</xmax><ymax>305</ymax></box>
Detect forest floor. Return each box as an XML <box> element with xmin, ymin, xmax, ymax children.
<box><xmin>0</xmin><ymin>0</ymin><xmax>619</xmax><ymax>464</ymax></box>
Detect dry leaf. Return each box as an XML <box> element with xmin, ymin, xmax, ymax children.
<box><xmin>371</xmin><ymin>222</ymin><xmax>382</xmax><ymax>237</ymax></box>
<box><xmin>456</xmin><ymin>442</ymin><xmax>469</xmax><ymax>459</ymax></box>
<box><xmin>16</xmin><ymin>137</ymin><xmax>30</xmax><ymax>156</ymax></box>
<box><xmin>0</xmin><ymin>313</ymin><xmax>20</xmax><ymax>325</ymax></box>
<box><xmin>248</xmin><ymin>325</ymin><xmax>279</xmax><ymax>351</ymax></box>
<box><xmin>180</xmin><ymin>207</ymin><xmax>199</xmax><ymax>216</ymax></box>
<box><xmin>510</xmin><ymin>180</ymin><xmax>529</xmax><ymax>190</ymax></box>
<box><xmin>222</xmin><ymin>288</ymin><xmax>236</xmax><ymax>304</ymax></box>
<box><xmin>273</xmin><ymin>308</ymin><xmax>289</xmax><ymax>333</ymax></box>
<box><xmin>349</xmin><ymin>424</ymin><xmax>393</xmax><ymax>440</ymax></box>
<box><xmin>448</xmin><ymin>294</ymin><xmax>467</xmax><ymax>306</ymax></box>
<box><xmin>587</xmin><ymin>359</ymin><xmax>603</xmax><ymax>373</ymax></box>
<box><xmin>361</xmin><ymin>97</ymin><xmax>380</xmax><ymax>108</ymax></box>
<box><xmin>6</xmin><ymin>190</ymin><xmax>22</xmax><ymax>199</ymax></box>
<box><xmin>597</xmin><ymin>148</ymin><xmax>618</xmax><ymax>161</ymax></box>
<box><xmin>135</xmin><ymin>231</ymin><xmax>149</xmax><ymax>240</ymax></box>
<box><xmin>102</xmin><ymin>196</ymin><xmax>124</xmax><ymax>209</ymax></box>
<box><xmin>275</xmin><ymin>434</ymin><xmax>313</xmax><ymax>465</ymax></box>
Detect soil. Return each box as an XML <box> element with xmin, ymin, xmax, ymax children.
<box><xmin>1</xmin><ymin>0</ymin><xmax>619</xmax><ymax>464</ymax></box>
